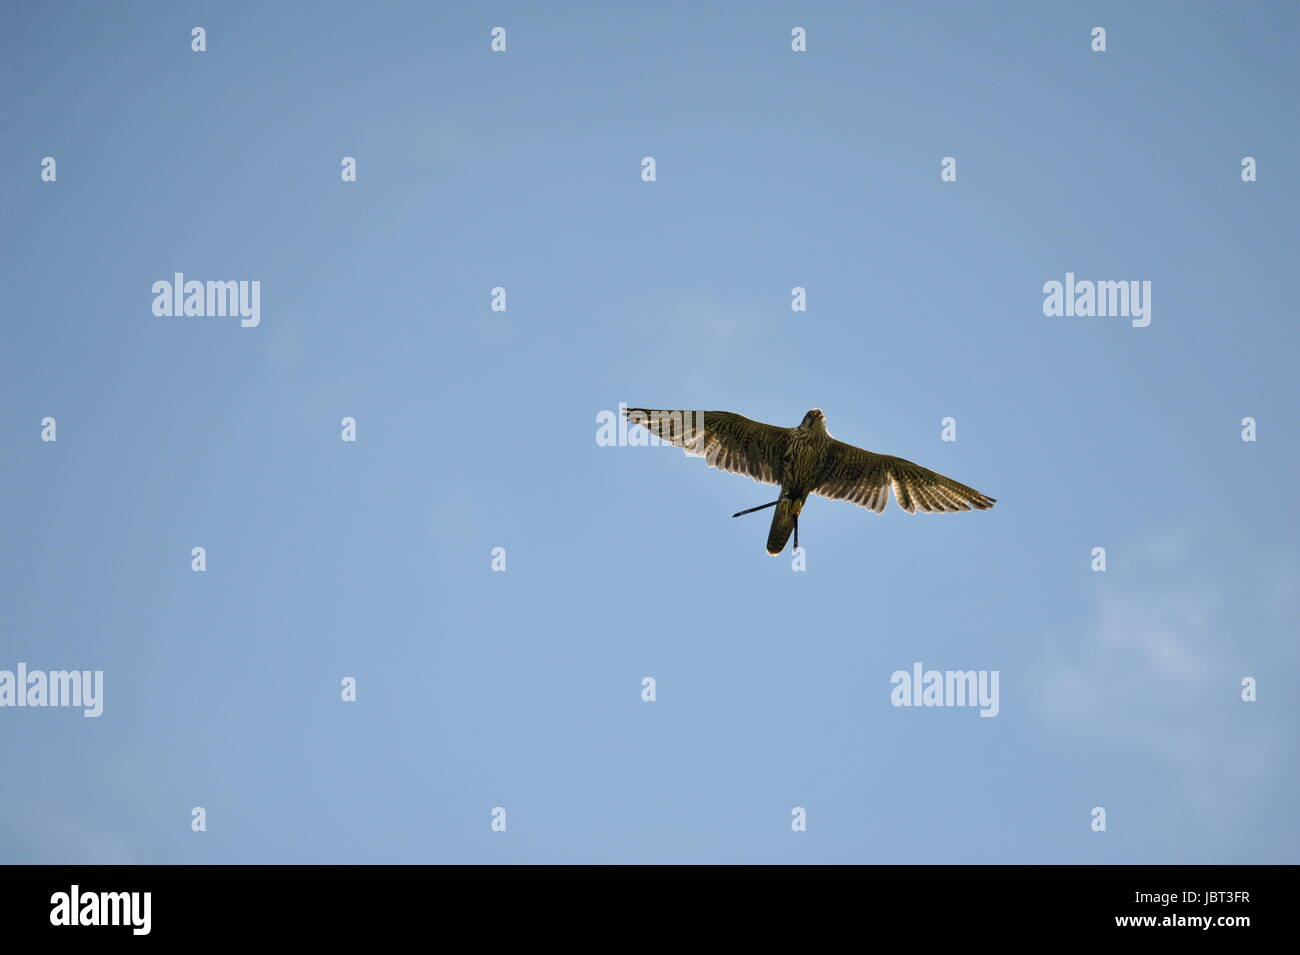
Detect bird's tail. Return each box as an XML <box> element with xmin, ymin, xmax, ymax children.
<box><xmin>766</xmin><ymin>499</ymin><xmax>798</xmax><ymax>555</ymax></box>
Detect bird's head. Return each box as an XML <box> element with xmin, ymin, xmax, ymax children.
<box><xmin>800</xmin><ymin>408</ymin><xmax>827</xmax><ymax>432</ymax></box>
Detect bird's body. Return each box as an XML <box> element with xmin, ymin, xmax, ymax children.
<box><xmin>779</xmin><ymin>422</ymin><xmax>827</xmax><ymax>496</ymax></box>
<box><xmin>624</xmin><ymin>407</ymin><xmax>996</xmax><ymax>554</ymax></box>
<box><xmin>765</xmin><ymin>423</ymin><xmax>826</xmax><ymax>553</ymax></box>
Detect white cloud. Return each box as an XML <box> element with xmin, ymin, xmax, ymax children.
<box><xmin>0</xmin><ymin>798</ymin><xmax>135</xmax><ymax>864</ymax></box>
<box><xmin>1037</xmin><ymin>534</ymin><xmax>1292</xmax><ymax>813</ymax></box>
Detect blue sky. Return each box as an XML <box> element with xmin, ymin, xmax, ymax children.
<box><xmin>2</xmin><ymin>1</ymin><xmax>1296</xmax><ymax>863</ymax></box>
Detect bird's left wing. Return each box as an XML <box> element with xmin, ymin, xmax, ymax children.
<box><xmin>623</xmin><ymin>408</ymin><xmax>788</xmax><ymax>486</ymax></box>
<box><xmin>814</xmin><ymin>439</ymin><xmax>996</xmax><ymax>513</ymax></box>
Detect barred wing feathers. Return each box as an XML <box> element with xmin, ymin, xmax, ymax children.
<box><xmin>814</xmin><ymin>439</ymin><xmax>996</xmax><ymax>514</ymax></box>
<box><xmin>623</xmin><ymin>408</ymin><xmax>789</xmax><ymax>487</ymax></box>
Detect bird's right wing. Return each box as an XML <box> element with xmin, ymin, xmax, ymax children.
<box><xmin>814</xmin><ymin>439</ymin><xmax>996</xmax><ymax>513</ymax></box>
<box><xmin>623</xmin><ymin>408</ymin><xmax>789</xmax><ymax>486</ymax></box>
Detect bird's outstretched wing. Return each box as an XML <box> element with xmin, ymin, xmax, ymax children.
<box><xmin>814</xmin><ymin>439</ymin><xmax>996</xmax><ymax>514</ymax></box>
<box><xmin>624</xmin><ymin>408</ymin><xmax>789</xmax><ymax>486</ymax></box>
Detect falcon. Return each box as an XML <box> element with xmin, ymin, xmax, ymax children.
<box><xmin>624</xmin><ymin>408</ymin><xmax>996</xmax><ymax>555</ymax></box>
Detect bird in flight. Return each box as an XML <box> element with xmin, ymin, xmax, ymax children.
<box><xmin>624</xmin><ymin>408</ymin><xmax>996</xmax><ymax>555</ymax></box>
